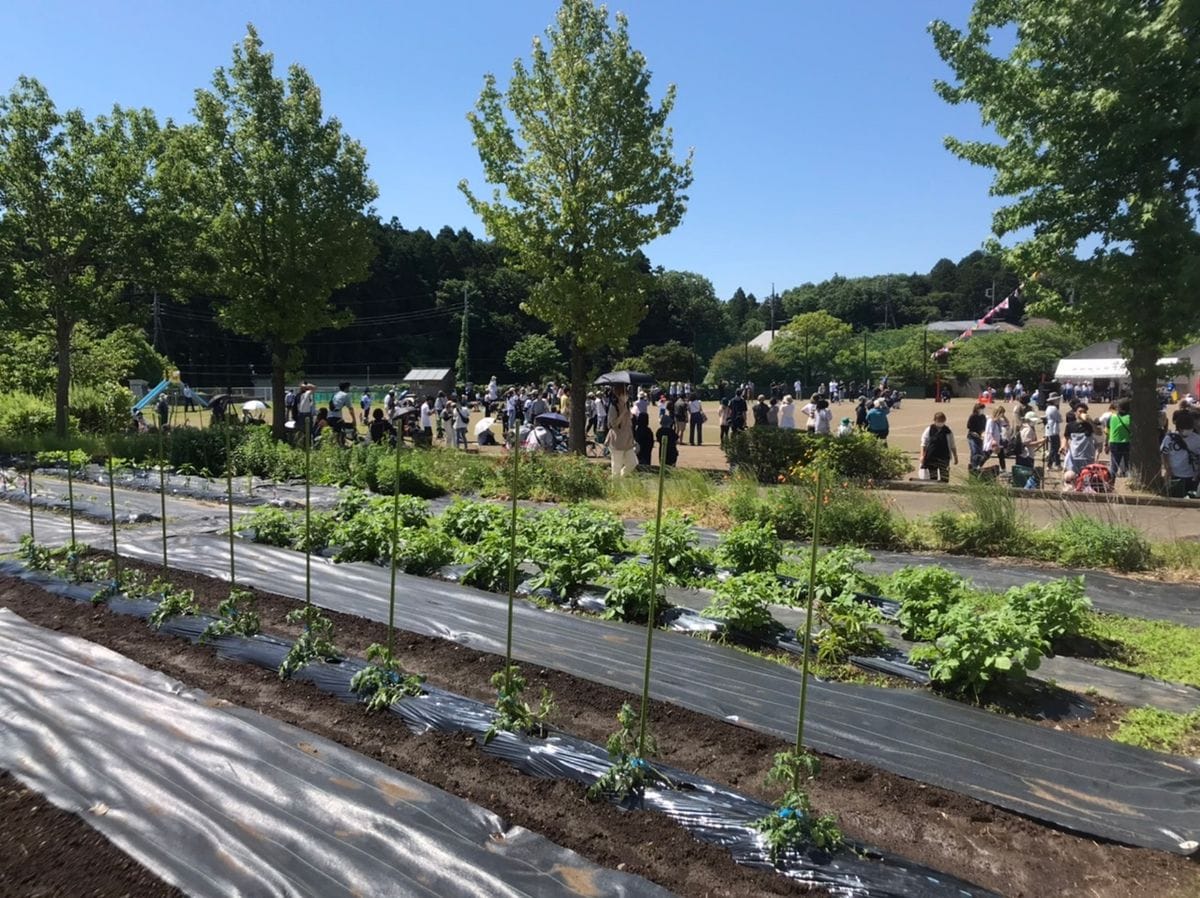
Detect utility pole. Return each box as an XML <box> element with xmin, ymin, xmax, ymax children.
<box><xmin>770</xmin><ymin>282</ymin><xmax>776</xmax><ymax>338</ymax></box>
<box><xmin>151</xmin><ymin>290</ymin><xmax>162</xmax><ymax>351</ymax></box>
<box><xmin>457</xmin><ymin>282</ymin><xmax>471</xmax><ymax>389</ymax></box>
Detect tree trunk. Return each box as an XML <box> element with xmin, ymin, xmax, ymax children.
<box><xmin>270</xmin><ymin>341</ymin><xmax>288</xmax><ymax>440</ymax></box>
<box><xmin>569</xmin><ymin>343</ymin><xmax>587</xmax><ymax>454</ymax></box>
<box><xmin>1127</xmin><ymin>341</ymin><xmax>1162</xmax><ymax>492</ymax></box>
<box><xmin>54</xmin><ymin>314</ymin><xmax>73</xmax><ymax>439</ymax></box>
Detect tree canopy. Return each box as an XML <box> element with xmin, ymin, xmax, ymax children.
<box><xmin>0</xmin><ymin>77</ymin><xmax>160</xmax><ymax>435</ymax></box>
<box><xmin>931</xmin><ymin>0</ymin><xmax>1200</xmax><ymax>487</ymax></box>
<box><xmin>173</xmin><ymin>24</ymin><xmax>378</xmax><ymax>436</ymax></box>
<box><xmin>461</xmin><ymin>0</ymin><xmax>693</xmax><ymax>450</ymax></box>
<box><xmin>505</xmin><ymin>333</ymin><xmax>564</xmax><ymax>384</ymax></box>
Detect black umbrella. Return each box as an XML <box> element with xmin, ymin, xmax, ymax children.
<box><xmin>594</xmin><ymin>370</ymin><xmax>654</xmax><ymax>387</ymax></box>
<box><xmin>535</xmin><ymin>412</ymin><xmax>569</xmax><ymax>428</ymax></box>
<box><xmin>393</xmin><ymin>406</ymin><xmax>420</xmax><ymax>418</ymax></box>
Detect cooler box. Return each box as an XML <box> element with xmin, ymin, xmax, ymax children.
<box><xmin>1011</xmin><ymin>465</ymin><xmax>1036</xmax><ymax>488</ymax></box>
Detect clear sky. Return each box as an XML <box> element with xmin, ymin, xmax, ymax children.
<box><xmin>1</xmin><ymin>0</ymin><xmax>1001</xmax><ymax>301</ymax></box>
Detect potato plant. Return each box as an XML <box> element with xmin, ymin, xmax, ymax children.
<box><xmin>715</xmin><ymin>520</ymin><xmax>782</xmax><ymax>574</ymax></box>
<box><xmin>635</xmin><ymin>510</ymin><xmax>711</xmax><ymax>585</ymax></box>
<box><xmin>702</xmin><ymin>572</ymin><xmax>789</xmax><ymax>638</ymax></box>
<box><xmin>601</xmin><ymin>560</ymin><xmax>669</xmax><ymax>624</ymax></box>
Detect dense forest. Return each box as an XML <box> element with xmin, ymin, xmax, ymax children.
<box><xmin>148</xmin><ymin>215</ymin><xmax>1030</xmax><ymax>389</ymax></box>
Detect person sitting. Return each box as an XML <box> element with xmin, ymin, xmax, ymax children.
<box><xmin>477</xmin><ymin>427</ymin><xmax>498</xmax><ymax>447</ymax></box>
<box><xmin>524</xmin><ymin>423</ymin><xmax>555</xmax><ymax>452</ymax></box>
<box><xmin>369</xmin><ymin>408</ymin><xmax>396</xmax><ymax>445</ymax></box>
<box><xmin>313</xmin><ymin>407</ymin><xmax>332</xmax><ymax>442</ymax></box>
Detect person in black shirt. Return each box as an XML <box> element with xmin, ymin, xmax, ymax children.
<box><xmin>634</xmin><ymin>412</ymin><xmax>654</xmax><ymax>466</ymax></box>
<box><xmin>752</xmin><ymin>395</ymin><xmax>770</xmax><ymax>427</ymax></box>
<box><xmin>655</xmin><ymin>416</ymin><xmax>679</xmax><ymax>466</ymax></box>
<box><xmin>369</xmin><ymin>408</ymin><xmax>396</xmax><ymax>445</ymax></box>
<box><xmin>965</xmin><ymin>402</ymin><xmax>988</xmax><ymax>472</ymax></box>
<box><xmin>729</xmin><ymin>393</ymin><xmax>748</xmax><ymax>432</ymax></box>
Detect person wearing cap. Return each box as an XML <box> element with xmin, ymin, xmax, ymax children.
<box><xmin>1044</xmin><ymin>394</ymin><xmax>1062</xmax><ymax>470</ymax></box>
<box><xmin>1017</xmin><ymin>411</ymin><xmax>1043</xmax><ymax>468</ymax></box>
<box><xmin>836</xmin><ymin>416</ymin><xmax>854</xmax><ymax>438</ymax></box>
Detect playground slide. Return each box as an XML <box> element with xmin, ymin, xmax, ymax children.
<box><xmin>132</xmin><ymin>379</ymin><xmax>169</xmax><ymax>413</ymax></box>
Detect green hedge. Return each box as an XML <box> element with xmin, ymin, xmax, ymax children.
<box><xmin>725</xmin><ymin>428</ymin><xmax>910</xmax><ymax>484</ymax></box>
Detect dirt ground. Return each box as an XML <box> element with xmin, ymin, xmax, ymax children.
<box><xmin>3</xmin><ymin>561</ymin><xmax>1197</xmax><ymax>898</ymax></box>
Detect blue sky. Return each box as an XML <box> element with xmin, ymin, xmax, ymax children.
<box><xmin>1</xmin><ymin>1</ymin><xmax>1000</xmax><ymax>300</ymax></box>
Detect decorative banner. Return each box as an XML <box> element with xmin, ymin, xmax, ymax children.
<box><xmin>931</xmin><ymin>281</ymin><xmax>1023</xmax><ymax>361</ymax></box>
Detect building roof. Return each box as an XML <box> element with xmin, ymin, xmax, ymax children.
<box><xmin>925</xmin><ymin>320</ymin><xmax>1002</xmax><ymax>333</ymax></box>
<box><xmin>1064</xmin><ymin>339</ymin><xmax>1123</xmax><ymax>360</ymax></box>
<box><xmin>403</xmin><ymin>368</ymin><xmax>452</xmax><ymax>381</ymax></box>
<box><xmin>748</xmin><ymin>329</ymin><xmax>777</xmax><ymax>351</ymax></box>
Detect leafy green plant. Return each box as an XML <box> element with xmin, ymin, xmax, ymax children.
<box><xmin>293</xmin><ymin>511</ymin><xmax>336</xmax><ymax>553</ymax></box>
<box><xmin>237</xmin><ymin>506</ymin><xmax>299</xmax><ymax>547</ymax></box>
<box><xmin>147</xmin><ymin>580</ymin><xmax>200</xmax><ymax>629</ymax></box>
<box><xmin>484</xmin><ymin>663</ymin><xmax>554</xmax><ymax>744</ymax></box>
<box><xmin>18</xmin><ymin>534</ymin><xmax>53</xmax><ymax>571</ymax></box>
<box><xmin>439</xmin><ymin>498</ymin><xmax>511</xmax><ymax>543</ymax></box>
<box><xmin>278</xmin><ymin>606</ymin><xmax>340</xmax><ymax>678</ymax></box>
<box><xmin>930</xmin><ymin>478</ymin><xmax>1026</xmax><ymax>556</ymax></box>
<box><xmin>752</xmin><ymin>750</ymin><xmax>843</xmax><ymax>860</ymax></box>
<box><xmin>525</xmin><ymin>510</ymin><xmax>613</xmax><ymax>598</ymax></box>
<box><xmin>350</xmin><ymin>643</ymin><xmax>426</xmax><ymax>712</ymax></box>
<box><xmin>909</xmin><ymin>604</ymin><xmax>1046</xmax><ymax>700</ymax></box>
<box><xmin>587</xmin><ymin>702</ymin><xmax>666</xmax><ymax>800</ymax></box>
<box><xmin>815</xmin><ymin>594</ymin><xmax>887</xmax><ymax>663</ymax></box>
<box><xmin>331</xmin><ymin>506</ymin><xmax>394</xmax><ymax>563</ymax></box>
<box><xmin>888</xmin><ymin>566</ymin><xmax>972</xmax><ymax>642</ymax></box>
<box><xmin>460</xmin><ymin>526</ymin><xmax>525</xmax><ymax>592</ymax></box>
<box><xmin>716</xmin><ymin>520</ymin><xmax>782</xmax><ymax>573</ymax></box>
<box><xmin>601</xmin><ymin>559</ymin><xmax>670</xmax><ymax>624</ymax></box>
<box><xmin>199</xmin><ymin>587</ymin><xmax>262</xmax><ymax>643</ymax></box>
<box><xmin>636</xmin><ymin>510</ymin><xmax>711</xmax><ymax>585</ymax></box>
<box><xmin>393</xmin><ymin>526</ymin><xmax>456</xmax><ymax>576</ymax></box>
<box><xmin>703</xmin><ymin>572</ymin><xmax>787</xmax><ymax>638</ymax></box>
<box><xmin>799</xmin><ymin>546</ymin><xmax>879</xmax><ymax>602</ymax></box>
<box><xmin>558</xmin><ymin>504</ymin><xmax>627</xmax><ymax>554</ymax></box>
<box><xmin>1112</xmin><ymin>707</ymin><xmax>1200</xmax><ymax>756</ymax></box>
<box><xmin>1005</xmin><ymin>577</ymin><xmax>1091</xmax><ymax>641</ymax></box>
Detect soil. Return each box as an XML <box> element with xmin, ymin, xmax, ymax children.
<box><xmin>3</xmin><ymin>562</ymin><xmax>1199</xmax><ymax>898</ymax></box>
<box><xmin>0</xmin><ymin>771</ymin><xmax>184</xmax><ymax>898</ymax></box>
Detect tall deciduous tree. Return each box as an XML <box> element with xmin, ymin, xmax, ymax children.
<box><xmin>931</xmin><ymin>1</ymin><xmax>1200</xmax><ymax>488</ymax></box>
<box><xmin>0</xmin><ymin>77</ymin><xmax>159</xmax><ymax>436</ymax></box>
<box><xmin>178</xmin><ymin>25</ymin><xmax>377</xmax><ymax>437</ymax></box>
<box><xmin>505</xmin><ymin>333</ymin><xmax>564</xmax><ymax>383</ymax></box>
<box><xmin>461</xmin><ymin>0</ymin><xmax>693</xmax><ymax>451</ymax></box>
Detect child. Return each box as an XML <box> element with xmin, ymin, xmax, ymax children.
<box><xmin>837</xmin><ymin>417</ymin><xmax>853</xmax><ymax>438</ymax></box>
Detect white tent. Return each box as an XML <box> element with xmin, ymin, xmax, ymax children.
<box><xmin>1054</xmin><ymin>357</ymin><xmax>1179</xmax><ymax>380</ymax></box>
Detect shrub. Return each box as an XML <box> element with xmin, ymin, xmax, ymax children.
<box><xmin>293</xmin><ymin>511</ymin><xmax>337</xmax><ymax>552</ymax></box>
<box><xmin>559</xmin><ymin>504</ymin><xmax>627</xmax><ymax>555</ymax></box>
<box><xmin>760</xmin><ymin>487</ymin><xmax>811</xmax><ymax>540</ymax></box>
<box><xmin>818</xmin><ymin>487</ymin><xmax>903</xmax><ymax>549</ymax></box>
<box><xmin>231</xmin><ymin>427</ymin><xmax>304</xmax><ymax>480</ymax></box>
<box><xmin>909</xmin><ymin>604</ymin><xmax>1046</xmax><ymax>700</ymax></box>
<box><xmin>727</xmin><ymin>428</ymin><xmax>911</xmax><ymax>484</ymax></box>
<box><xmin>68</xmin><ymin>383</ymin><xmax>133</xmax><ymax>434</ymax></box>
<box><xmin>168</xmin><ymin>425</ymin><xmax>236</xmax><ymax>476</ymax></box>
<box><xmin>1004</xmin><ymin>576</ymin><xmax>1091</xmax><ymax>641</ymax></box>
<box><xmin>636</xmin><ymin>510</ymin><xmax>712</xmax><ymax>585</ymax></box>
<box><xmin>1047</xmin><ymin>515</ymin><xmax>1153</xmax><ymax>573</ymax></box>
<box><xmin>703</xmin><ymin>572</ymin><xmax>788</xmax><ymax>637</ymax></box>
<box><xmin>0</xmin><ymin>392</ymin><xmax>58</xmax><ymax>437</ymax></box>
<box><xmin>482</xmin><ymin>452</ymin><xmax>608</xmax><ymax>502</ymax></box>
<box><xmin>726</xmin><ymin>428</ymin><xmax>821</xmax><ymax>483</ymax></box>
<box><xmin>331</xmin><ymin>506</ymin><xmax>394</xmax><ymax>564</ymax></box>
<box><xmin>930</xmin><ymin>479</ymin><xmax>1026</xmax><ymax>556</ymax></box>
<box><xmin>602</xmin><ymin>559</ymin><xmax>669</xmax><ymax>624</ymax></box>
<box><xmin>888</xmin><ymin>566</ymin><xmax>972</xmax><ymax>642</ymax></box>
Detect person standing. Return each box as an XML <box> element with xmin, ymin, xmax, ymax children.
<box><xmin>687</xmin><ymin>394</ymin><xmax>704</xmax><ymax>445</ymax></box>
<box><xmin>605</xmin><ymin>385</ymin><xmax>637</xmax><ymax>477</ymax></box>
<box><xmin>920</xmin><ymin>412</ymin><xmax>958</xmax><ymax>482</ymax></box>
<box><xmin>452</xmin><ymin>400</ymin><xmax>470</xmax><ymax>449</ymax></box>
<box><xmin>295</xmin><ymin>382</ymin><xmax>316</xmax><ymax>440</ymax></box>
<box><xmin>1044</xmin><ymin>394</ymin><xmax>1062</xmax><ymax>470</ymax></box>
<box><xmin>778</xmin><ymin>395</ymin><xmax>796</xmax><ymax>430</ymax></box>
<box><xmin>155</xmin><ymin>392</ymin><xmax>170</xmax><ymax>430</ymax></box>
<box><xmin>718</xmin><ymin>399</ymin><xmax>732</xmax><ymax>444</ymax></box>
<box><xmin>634</xmin><ymin>412</ymin><xmax>654</xmax><ymax>466</ymax></box>
<box><xmin>360</xmin><ymin>390</ymin><xmax>372</xmax><ymax>418</ymax></box>
<box><xmin>1063</xmin><ymin>406</ymin><xmax>1097</xmax><ymax>475</ymax></box>
<box><xmin>182</xmin><ymin>383</ymin><xmax>197</xmax><ymax>413</ymax></box>
<box><xmin>729</xmin><ymin>392</ymin><xmax>747</xmax><ymax>433</ymax></box>
<box><xmin>752</xmin><ymin>395</ymin><xmax>770</xmax><ymax>427</ymax></box>
<box><xmin>1107</xmin><ymin>398</ymin><xmax>1132</xmax><ymax>478</ymax></box>
<box><xmin>965</xmin><ymin>402</ymin><xmax>988</xmax><ymax>472</ymax></box>
<box><xmin>813</xmin><ymin>398</ymin><xmax>833</xmax><ymax>435</ymax></box>
<box><xmin>419</xmin><ymin>396</ymin><xmax>434</xmax><ymax>443</ymax></box>
<box><xmin>673</xmin><ymin>393</ymin><xmax>689</xmax><ymax>441</ymax></box>
<box><xmin>331</xmin><ymin>381</ymin><xmax>356</xmax><ymax>445</ymax></box>
<box><xmin>983</xmin><ymin>406</ymin><xmax>1009</xmax><ymax>471</ymax></box>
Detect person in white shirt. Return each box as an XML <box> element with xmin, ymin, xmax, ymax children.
<box><xmin>419</xmin><ymin>398</ymin><xmax>433</xmax><ymax>441</ymax></box>
<box><xmin>779</xmin><ymin>395</ymin><xmax>796</xmax><ymax>429</ymax></box>
<box><xmin>1162</xmin><ymin>408</ymin><xmax>1200</xmax><ymax>495</ymax></box>
<box><xmin>486</xmin><ymin>376</ymin><xmax>499</xmax><ymax>403</ymax></box>
<box><xmin>793</xmin><ymin>379</ymin><xmax>803</xmax><ymax>398</ymax></box>
<box><xmin>828</xmin><ymin>380</ymin><xmax>839</xmax><ymax>403</ymax></box>
<box><xmin>813</xmin><ymin>398</ymin><xmax>833</xmax><ymax>435</ymax></box>
<box><xmin>687</xmin><ymin>395</ymin><xmax>704</xmax><ymax>445</ymax></box>
<box><xmin>800</xmin><ymin>396</ymin><xmax>818</xmax><ymax>432</ymax></box>
<box><xmin>1043</xmin><ymin>394</ymin><xmax>1062</xmax><ymax>469</ymax></box>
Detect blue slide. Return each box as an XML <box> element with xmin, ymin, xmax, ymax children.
<box><xmin>132</xmin><ymin>379</ymin><xmax>170</xmax><ymax>413</ymax></box>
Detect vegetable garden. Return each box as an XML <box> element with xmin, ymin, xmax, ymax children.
<box><xmin>1</xmin><ymin>432</ymin><xmax>1198</xmax><ymax>897</ymax></box>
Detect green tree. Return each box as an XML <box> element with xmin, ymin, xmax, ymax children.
<box><xmin>615</xmin><ymin>340</ymin><xmax>699</xmax><ymax>385</ymax></box>
<box><xmin>505</xmin><ymin>333</ymin><xmax>564</xmax><ymax>383</ymax></box>
<box><xmin>177</xmin><ymin>25</ymin><xmax>378</xmax><ymax>437</ymax></box>
<box><xmin>931</xmin><ymin>1</ymin><xmax>1200</xmax><ymax>488</ymax></box>
<box><xmin>769</xmin><ymin>311</ymin><xmax>855</xmax><ymax>386</ymax></box>
<box><xmin>0</xmin><ymin>77</ymin><xmax>159</xmax><ymax>436</ymax></box>
<box><xmin>461</xmin><ymin>0</ymin><xmax>693</xmax><ymax>451</ymax></box>
<box><xmin>706</xmin><ymin>344</ymin><xmax>785</xmax><ymax>390</ymax></box>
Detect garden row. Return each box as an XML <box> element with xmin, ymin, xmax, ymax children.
<box><xmin>231</xmin><ymin>493</ymin><xmax>1171</xmax><ymax>716</ymax></box>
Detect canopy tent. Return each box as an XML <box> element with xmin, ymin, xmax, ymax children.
<box><xmin>1054</xmin><ymin>357</ymin><xmax>1180</xmax><ymax>380</ymax></box>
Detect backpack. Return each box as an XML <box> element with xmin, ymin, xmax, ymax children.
<box><xmin>1075</xmin><ymin>463</ymin><xmax>1113</xmax><ymax>493</ymax></box>
<box><xmin>1168</xmin><ymin>433</ymin><xmax>1200</xmax><ymax>474</ymax></box>
<box><xmin>1004</xmin><ymin>432</ymin><xmax>1023</xmax><ymax>456</ymax></box>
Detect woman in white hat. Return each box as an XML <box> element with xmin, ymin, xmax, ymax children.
<box><xmin>1017</xmin><ymin>411</ymin><xmax>1043</xmax><ymax>468</ymax></box>
<box><xmin>779</xmin><ymin>395</ymin><xmax>796</xmax><ymax>429</ymax></box>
